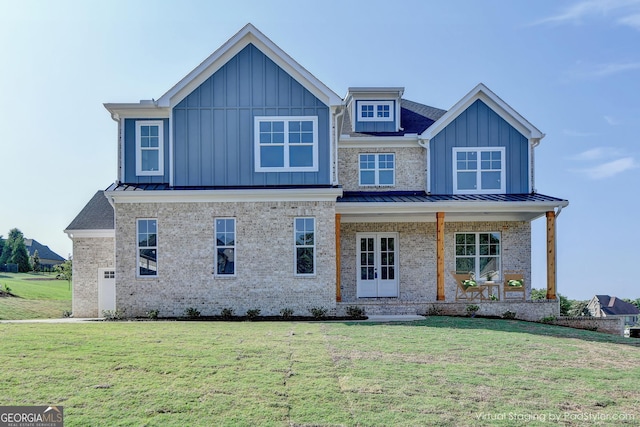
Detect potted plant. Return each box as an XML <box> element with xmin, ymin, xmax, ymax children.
<box><xmin>484</xmin><ymin>270</ymin><xmax>497</xmax><ymax>283</ymax></box>
<box><xmin>466</xmin><ymin>304</ymin><xmax>480</xmax><ymax>317</ymax></box>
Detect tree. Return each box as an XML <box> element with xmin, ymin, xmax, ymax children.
<box><xmin>55</xmin><ymin>259</ymin><xmax>72</xmax><ymax>289</ymax></box>
<box><xmin>31</xmin><ymin>249</ymin><xmax>41</xmax><ymax>273</ymax></box>
<box><xmin>0</xmin><ymin>235</ymin><xmax>4</xmax><ymax>261</ymax></box>
<box><xmin>567</xmin><ymin>300</ymin><xmax>591</xmax><ymax>317</ymax></box>
<box><xmin>0</xmin><ymin>235</ymin><xmax>9</xmax><ymax>265</ymax></box>
<box><xmin>1</xmin><ymin>228</ymin><xmax>31</xmax><ymax>272</ymax></box>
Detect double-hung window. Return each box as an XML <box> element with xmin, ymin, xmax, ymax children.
<box><xmin>215</xmin><ymin>218</ymin><xmax>236</xmax><ymax>276</ymax></box>
<box><xmin>137</xmin><ymin>219</ymin><xmax>158</xmax><ymax>276</ymax></box>
<box><xmin>357</xmin><ymin>101</ymin><xmax>394</xmax><ymax>122</ymax></box>
<box><xmin>359</xmin><ymin>153</ymin><xmax>395</xmax><ymax>186</ymax></box>
<box><xmin>455</xmin><ymin>232</ymin><xmax>500</xmax><ymax>280</ymax></box>
<box><xmin>453</xmin><ymin>148</ymin><xmax>505</xmax><ymax>194</ymax></box>
<box><xmin>294</xmin><ymin>217</ymin><xmax>315</xmax><ymax>276</ymax></box>
<box><xmin>254</xmin><ymin>116</ymin><xmax>318</xmax><ymax>172</ymax></box>
<box><xmin>135</xmin><ymin>121</ymin><xmax>164</xmax><ymax>176</ymax></box>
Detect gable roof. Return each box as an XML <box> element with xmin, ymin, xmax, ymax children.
<box><xmin>594</xmin><ymin>295</ymin><xmax>640</xmax><ymax>316</ymax></box>
<box><xmin>23</xmin><ymin>239</ymin><xmax>65</xmax><ymax>262</ymax></box>
<box><xmin>420</xmin><ymin>83</ymin><xmax>544</xmax><ymax>142</ymax></box>
<box><xmin>65</xmin><ymin>191</ymin><xmax>114</xmax><ymax>232</ymax></box>
<box><xmin>156</xmin><ymin>23</ymin><xmax>341</xmax><ymax>108</ymax></box>
<box><xmin>341</xmin><ymin>98</ymin><xmax>446</xmax><ymax>138</ymax></box>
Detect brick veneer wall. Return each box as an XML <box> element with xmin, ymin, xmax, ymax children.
<box><xmin>338</xmin><ymin>146</ymin><xmax>426</xmax><ymax>192</ymax></box>
<box><xmin>549</xmin><ymin>317</ymin><xmax>625</xmax><ymax>336</ymax></box>
<box><xmin>72</xmin><ymin>236</ymin><xmax>115</xmax><ymax>317</ymax></box>
<box><xmin>114</xmin><ymin>200</ymin><xmax>337</xmax><ymax>317</ymax></box>
<box><xmin>339</xmin><ymin>220</ymin><xmax>531</xmax><ymax>304</ymax></box>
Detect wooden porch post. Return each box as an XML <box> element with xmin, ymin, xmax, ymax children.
<box><xmin>546</xmin><ymin>211</ymin><xmax>557</xmax><ymax>300</ymax></box>
<box><xmin>436</xmin><ymin>212</ymin><xmax>445</xmax><ymax>301</ymax></box>
<box><xmin>335</xmin><ymin>213</ymin><xmax>342</xmax><ymax>302</ymax></box>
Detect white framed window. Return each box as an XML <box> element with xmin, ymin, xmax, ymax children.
<box><xmin>137</xmin><ymin>219</ymin><xmax>157</xmax><ymax>277</ymax></box>
<box><xmin>294</xmin><ymin>217</ymin><xmax>315</xmax><ymax>276</ymax></box>
<box><xmin>453</xmin><ymin>147</ymin><xmax>505</xmax><ymax>194</ymax></box>
<box><xmin>215</xmin><ymin>218</ymin><xmax>236</xmax><ymax>276</ymax></box>
<box><xmin>455</xmin><ymin>232</ymin><xmax>500</xmax><ymax>281</ymax></box>
<box><xmin>135</xmin><ymin>120</ymin><xmax>164</xmax><ymax>176</ymax></box>
<box><xmin>357</xmin><ymin>101</ymin><xmax>394</xmax><ymax>122</ymax></box>
<box><xmin>254</xmin><ymin>116</ymin><xmax>318</xmax><ymax>172</ymax></box>
<box><xmin>359</xmin><ymin>153</ymin><xmax>395</xmax><ymax>186</ymax></box>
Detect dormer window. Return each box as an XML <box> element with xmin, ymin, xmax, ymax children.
<box><xmin>357</xmin><ymin>101</ymin><xmax>394</xmax><ymax>122</ymax></box>
<box><xmin>135</xmin><ymin>120</ymin><xmax>164</xmax><ymax>176</ymax></box>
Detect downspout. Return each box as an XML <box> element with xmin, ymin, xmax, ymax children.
<box><xmin>333</xmin><ymin>105</ymin><xmax>345</xmax><ymax>186</ymax></box>
<box><xmin>417</xmin><ymin>137</ymin><xmax>430</xmax><ymax>193</ymax></box>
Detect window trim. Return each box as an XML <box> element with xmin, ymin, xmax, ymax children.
<box><xmin>453</xmin><ymin>147</ymin><xmax>505</xmax><ymax>194</ymax></box>
<box><xmin>294</xmin><ymin>217</ymin><xmax>316</xmax><ymax>277</ymax></box>
<box><xmin>359</xmin><ymin>153</ymin><xmax>396</xmax><ymax>186</ymax></box>
<box><xmin>454</xmin><ymin>232</ymin><xmax>501</xmax><ymax>282</ymax></box>
<box><xmin>254</xmin><ymin>116</ymin><xmax>319</xmax><ymax>172</ymax></box>
<box><xmin>135</xmin><ymin>120</ymin><xmax>164</xmax><ymax>176</ymax></box>
<box><xmin>214</xmin><ymin>218</ymin><xmax>236</xmax><ymax>277</ymax></box>
<box><xmin>357</xmin><ymin>101</ymin><xmax>394</xmax><ymax>122</ymax></box>
<box><xmin>136</xmin><ymin>218</ymin><xmax>158</xmax><ymax>278</ymax></box>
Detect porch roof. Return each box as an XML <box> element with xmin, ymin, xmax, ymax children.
<box><xmin>336</xmin><ymin>191</ymin><xmax>568</xmax><ymax>222</ymax></box>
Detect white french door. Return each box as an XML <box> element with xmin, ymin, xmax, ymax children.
<box><xmin>356</xmin><ymin>233</ymin><xmax>398</xmax><ymax>297</ymax></box>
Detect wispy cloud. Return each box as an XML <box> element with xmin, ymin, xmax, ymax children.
<box><xmin>580</xmin><ymin>157</ymin><xmax>637</xmax><ymax>179</ymax></box>
<box><xmin>572</xmin><ymin>147</ymin><xmax>612</xmax><ymax>161</ymax></box>
<box><xmin>532</xmin><ymin>0</ymin><xmax>640</xmax><ymax>28</ymax></box>
<box><xmin>563</xmin><ymin>129</ymin><xmax>597</xmax><ymax>137</ymax></box>
<box><xmin>604</xmin><ymin>115</ymin><xmax>622</xmax><ymax>125</ymax></box>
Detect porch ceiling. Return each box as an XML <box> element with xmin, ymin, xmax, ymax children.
<box><xmin>336</xmin><ymin>191</ymin><xmax>568</xmax><ymax>223</ymax></box>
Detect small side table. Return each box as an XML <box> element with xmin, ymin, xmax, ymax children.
<box><xmin>483</xmin><ymin>282</ymin><xmax>500</xmax><ymax>300</ymax></box>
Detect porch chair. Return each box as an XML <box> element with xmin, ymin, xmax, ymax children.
<box><xmin>503</xmin><ymin>272</ymin><xmax>526</xmax><ymax>301</ymax></box>
<box><xmin>451</xmin><ymin>271</ymin><xmax>486</xmax><ymax>302</ymax></box>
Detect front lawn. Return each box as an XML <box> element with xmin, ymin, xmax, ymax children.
<box><xmin>0</xmin><ymin>272</ymin><xmax>71</xmax><ymax>319</ymax></box>
<box><xmin>0</xmin><ymin>317</ymin><xmax>638</xmax><ymax>426</ymax></box>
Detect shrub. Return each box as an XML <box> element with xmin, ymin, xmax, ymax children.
<box><xmin>220</xmin><ymin>307</ymin><xmax>235</xmax><ymax>319</ymax></box>
<box><xmin>309</xmin><ymin>306</ymin><xmax>328</xmax><ymax>319</ymax></box>
<box><xmin>502</xmin><ymin>310</ymin><xmax>516</xmax><ymax>320</ymax></box>
<box><xmin>465</xmin><ymin>304</ymin><xmax>480</xmax><ymax>317</ymax></box>
<box><xmin>185</xmin><ymin>307</ymin><xmax>201</xmax><ymax>318</ymax></box>
<box><xmin>2</xmin><ymin>284</ymin><xmax>11</xmax><ymax>293</ymax></box>
<box><xmin>246</xmin><ymin>308</ymin><xmax>261</xmax><ymax>320</ymax></box>
<box><xmin>280</xmin><ymin>308</ymin><xmax>294</xmax><ymax>319</ymax></box>
<box><xmin>540</xmin><ymin>315</ymin><xmax>557</xmax><ymax>323</ymax></box>
<box><xmin>147</xmin><ymin>309</ymin><xmax>159</xmax><ymax>320</ymax></box>
<box><xmin>103</xmin><ymin>309</ymin><xmax>125</xmax><ymax>320</ymax></box>
<box><xmin>62</xmin><ymin>310</ymin><xmax>72</xmax><ymax>318</ymax></box>
<box><xmin>426</xmin><ymin>304</ymin><xmax>443</xmax><ymax>316</ymax></box>
<box><xmin>346</xmin><ymin>305</ymin><xmax>366</xmax><ymax>318</ymax></box>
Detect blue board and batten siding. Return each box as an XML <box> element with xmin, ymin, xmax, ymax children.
<box><xmin>123</xmin><ymin>119</ymin><xmax>170</xmax><ymax>184</ymax></box>
<box><xmin>172</xmin><ymin>43</ymin><xmax>330</xmax><ymax>187</ymax></box>
<box><xmin>354</xmin><ymin>100</ymin><xmax>396</xmax><ymax>133</ymax></box>
<box><xmin>429</xmin><ymin>99</ymin><xmax>530</xmax><ymax>194</ymax></box>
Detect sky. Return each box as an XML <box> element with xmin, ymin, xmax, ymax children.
<box><xmin>1</xmin><ymin>0</ymin><xmax>639</xmax><ymax>300</ymax></box>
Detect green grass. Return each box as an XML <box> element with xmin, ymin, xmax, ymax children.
<box><xmin>0</xmin><ymin>272</ymin><xmax>71</xmax><ymax>319</ymax></box>
<box><xmin>1</xmin><ymin>317</ymin><xmax>638</xmax><ymax>426</ymax></box>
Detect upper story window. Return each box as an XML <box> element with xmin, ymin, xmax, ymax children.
<box><xmin>135</xmin><ymin>121</ymin><xmax>164</xmax><ymax>176</ymax></box>
<box><xmin>215</xmin><ymin>218</ymin><xmax>236</xmax><ymax>276</ymax></box>
<box><xmin>359</xmin><ymin>153</ymin><xmax>395</xmax><ymax>186</ymax></box>
<box><xmin>453</xmin><ymin>148</ymin><xmax>505</xmax><ymax>194</ymax></box>
<box><xmin>357</xmin><ymin>101</ymin><xmax>394</xmax><ymax>122</ymax></box>
<box><xmin>254</xmin><ymin>116</ymin><xmax>318</xmax><ymax>172</ymax></box>
<box><xmin>137</xmin><ymin>219</ymin><xmax>158</xmax><ymax>277</ymax></box>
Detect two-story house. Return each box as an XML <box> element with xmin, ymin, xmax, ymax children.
<box><xmin>65</xmin><ymin>24</ymin><xmax>568</xmax><ymax>319</ymax></box>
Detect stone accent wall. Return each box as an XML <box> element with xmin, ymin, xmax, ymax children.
<box><xmin>549</xmin><ymin>316</ymin><xmax>625</xmax><ymax>336</ymax></box>
<box><xmin>339</xmin><ymin>220</ymin><xmax>531</xmax><ymax>304</ymax></box>
<box><xmin>338</xmin><ymin>146</ymin><xmax>426</xmax><ymax>192</ymax></box>
<box><xmin>72</xmin><ymin>236</ymin><xmax>115</xmax><ymax>317</ymax></box>
<box><xmin>114</xmin><ymin>200</ymin><xmax>337</xmax><ymax>317</ymax></box>
<box><xmin>429</xmin><ymin>300</ymin><xmax>559</xmax><ymax>321</ymax></box>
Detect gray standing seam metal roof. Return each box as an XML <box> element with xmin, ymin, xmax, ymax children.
<box><xmin>337</xmin><ymin>192</ymin><xmax>567</xmax><ymax>204</ymax></box>
<box><xmin>65</xmin><ymin>190</ymin><xmax>114</xmax><ymax>230</ymax></box>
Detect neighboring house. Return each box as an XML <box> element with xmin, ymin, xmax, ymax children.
<box><xmin>65</xmin><ymin>24</ymin><xmax>568</xmax><ymax>318</ymax></box>
<box><xmin>587</xmin><ymin>295</ymin><xmax>639</xmax><ymax>326</ymax></box>
<box><xmin>24</xmin><ymin>239</ymin><xmax>66</xmax><ymax>268</ymax></box>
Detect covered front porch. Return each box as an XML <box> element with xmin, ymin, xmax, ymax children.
<box><xmin>333</xmin><ymin>192</ymin><xmax>569</xmax><ymax>313</ymax></box>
